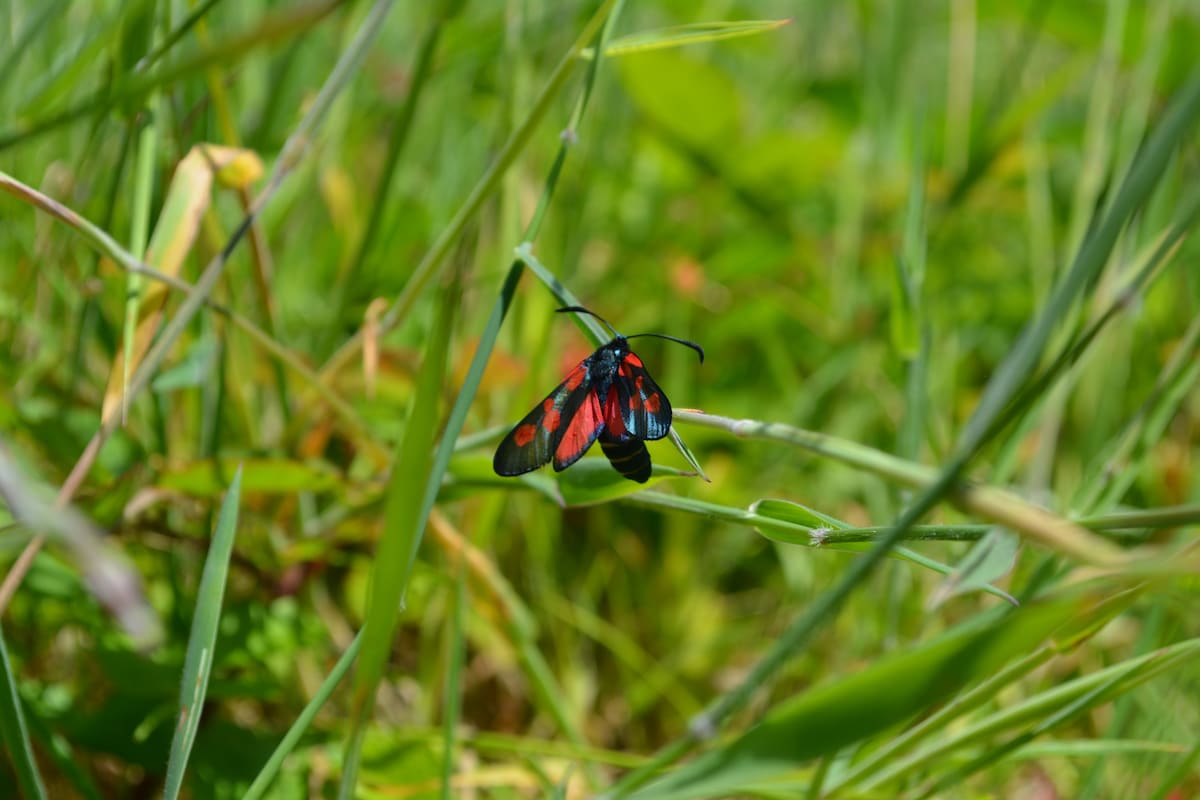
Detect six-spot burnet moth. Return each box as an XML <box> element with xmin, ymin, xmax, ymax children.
<box><xmin>493</xmin><ymin>307</ymin><xmax>703</xmax><ymax>483</ymax></box>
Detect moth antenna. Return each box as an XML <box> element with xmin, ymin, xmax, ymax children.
<box><xmin>556</xmin><ymin>305</ymin><xmax>620</xmax><ymax>338</ymax></box>
<box><xmin>625</xmin><ymin>333</ymin><xmax>705</xmax><ymax>364</ymax></box>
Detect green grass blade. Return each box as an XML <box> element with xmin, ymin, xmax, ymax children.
<box><xmin>0</xmin><ymin>624</ymin><xmax>47</xmax><ymax>800</ymax></box>
<box><xmin>339</xmin><ymin>282</ymin><xmax>457</xmax><ymax>798</ymax></box>
<box><xmin>163</xmin><ymin>465</ymin><xmax>243</xmax><ymax>800</ymax></box>
<box><xmin>440</xmin><ymin>565</ymin><xmax>467</xmax><ymax>800</ymax></box>
<box><xmin>581</xmin><ymin>19</ymin><xmax>791</xmax><ymax>59</ymax></box>
<box><xmin>121</xmin><ymin>63</ymin><xmax>158</xmax><ymax>422</ymax></box>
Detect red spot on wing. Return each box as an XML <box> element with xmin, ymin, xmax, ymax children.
<box><xmin>514</xmin><ymin>424</ymin><xmax>537</xmax><ymax>447</ymax></box>
<box><xmin>564</xmin><ymin>365</ymin><xmax>586</xmax><ymax>391</ymax></box>
<box><xmin>625</xmin><ymin>353</ymin><xmax>644</xmax><ymax>368</ymax></box>
<box><xmin>604</xmin><ymin>387</ymin><xmax>627</xmax><ymax>438</ymax></box>
<box><xmin>555</xmin><ymin>391</ymin><xmax>603</xmax><ymax>466</ymax></box>
<box><xmin>543</xmin><ymin>409</ymin><xmax>561</xmax><ymax>432</ymax></box>
<box><xmin>543</xmin><ymin>397</ymin><xmax>556</xmax><ymax>412</ymax></box>
<box><xmin>644</xmin><ymin>393</ymin><xmax>661</xmax><ymax>413</ymax></box>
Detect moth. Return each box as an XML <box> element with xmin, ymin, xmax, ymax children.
<box><xmin>493</xmin><ymin>307</ymin><xmax>703</xmax><ymax>483</ymax></box>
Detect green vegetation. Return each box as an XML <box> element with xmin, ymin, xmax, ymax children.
<box><xmin>1</xmin><ymin>1</ymin><xmax>1198</xmax><ymax>797</ymax></box>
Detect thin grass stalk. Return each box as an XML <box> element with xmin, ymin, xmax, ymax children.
<box><xmin>674</xmin><ymin>410</ymin><xmax>1125</xmax><ymax>565</ymax></box>
<box><xmin>440</xmin><ymin>561</ymin><xmax>467</xmax><ymax>800</ymax></box>
<box><xmin>121</xmin><ymin>52</ymin><xmax>159</xmax><ymax>425</ymax></box>
<box><xmin>0</xmin><ymin>623</ymin><xmax>47</xmax><ymax>800</ymax></box>
<box><xmin>986</xmin><ymin>192</ymin><xmax>1200</xmax><ymax>460</ymax></box>
<box><xmin>957</xmin><ymin>71</ymin><xmax>1200</xmax><ymax>457</ymax></box>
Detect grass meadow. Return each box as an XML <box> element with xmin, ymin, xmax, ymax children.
<box><xmin>1</xmin><ymin>1</ymin><xmax>1199</xmax><ymax>797</ymax></box>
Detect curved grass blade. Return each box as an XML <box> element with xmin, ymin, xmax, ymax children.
<box><xmin>0</xmin><ymin>624</ymin><xmax>47</xmax><ymax>800</ymax></box>
<box><xmin>163</xmin><ymin>465</ymin><xmax>243</xmax><ymax>800</ymax></box>
<box><xmin>581</xmin><ymin>19</ymin><xmax>791</xmax><ymax>59</ymax></box>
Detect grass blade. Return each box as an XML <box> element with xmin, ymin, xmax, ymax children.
<box><xmin>0</xmin><ymin>624</ymin><xmax>47</xmax><ymax>800</ymax></box>
<box><xmin>582</xmin><ymin>19</ymin><xmax>791</xmax><ymax>58</ymax></box>
<box><xmin>163</xmin><ymin>465</ymin><xmax>243</xmax><ymax>800</ymax></box>
<box><xmin>339</xmin><ymin>281</ymin><xmax>457</xmax><ymax>797</ymax></box>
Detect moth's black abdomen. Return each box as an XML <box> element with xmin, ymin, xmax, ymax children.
<box><xmin>600</xmin><ymin>436</ymin><xmax>652</xmax><ymax>483</ymax></box>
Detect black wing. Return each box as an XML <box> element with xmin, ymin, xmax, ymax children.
<box><xmin>610</xmin><ymin>351</ymin><xmax>673</xmax><ymax>441</ymax></box>
<box><xmin>493</xmin><ymin>363</ymin><xmax>600</xmax><ymax>476</ymax></box>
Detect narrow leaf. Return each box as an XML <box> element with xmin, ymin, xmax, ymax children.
<box><xmin>163</xmin><ymin>465</ymin><xmax>243</xmax><ymax>800</ymax></box>
<box><xmin>0</xmin><ymin>625</ymin><xmax>47</xmax><ymax>800</ymax></box>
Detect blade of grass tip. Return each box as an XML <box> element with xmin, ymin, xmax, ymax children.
<box><xmin>582</xmin><ymin>19</ymin><xmax>791</xmax><ymax>58</ymax></box>
<box><xmin>0</xmin><ymin>0</ymin><xmax>393</xmax><ymax>613</ymax></box>
<box><xmin>339</xmin><ymin>280</ymin><xmax>457</xmax><ymax>799</ymax></box>
<box><xmin>441</xmin><ymin>562</ymin><xmax>467</xmax><ymax>800</ymax></box>
<box><xmin>163</xmin><ymin>465</ymin><xmax>243</xmax><ymax>800</ymax></box>
<box><xmin>313</xmin><ymin>0</ymin><xmax>616</xmax><ymax>388</ymax></box>
<box><xmin>0</xmin><ymin>624</ymin><xmax>48</xmax><ymax>800</ymax></box>
<box><xmin>243</xmin><ymin>632</ymin><xmax>363</xmax><ymax>800</ymax></box>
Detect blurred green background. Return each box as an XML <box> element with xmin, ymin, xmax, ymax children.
<box><xmin>1</xmin><ymin>0</ymin><xmax>1199</xmax><ymax>797</ymax></box>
